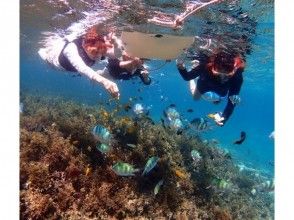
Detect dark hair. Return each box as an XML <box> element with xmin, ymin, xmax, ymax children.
<box><xmin>214</xmin><ymin>51</ymin><xmax>236</xmax><ymax>72</ymax></box>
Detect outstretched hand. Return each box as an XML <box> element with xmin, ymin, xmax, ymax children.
<box><xmin>103</xmin><ymin>79</ymin><xmax>120</xmax><ymax>99</ymax></box>
<box><xmin>212</xmin><ymin>112</ymin><xmax>225</xmax><ymax>126</ymax></box>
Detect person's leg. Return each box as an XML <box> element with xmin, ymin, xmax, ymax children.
<box><xmin>189</xmin><ymin>78</ymin><xmax>201</xmax><ymax>100</ymax></box>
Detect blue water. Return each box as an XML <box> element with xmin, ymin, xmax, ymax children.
<box><xmin>20</xmin><ymin>0</ymin><xmax>274</xmax><ymax>177</ymax></box>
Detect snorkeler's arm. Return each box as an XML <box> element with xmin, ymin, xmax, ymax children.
<box><xmin>177</xmin><ymin>65</ymin><xmax>201</xmax><ymax>81</ymax></box>
<box><xmin>222</xmin><ymin>71</ymin><xmax>243</xmax><ymax>122</ymax></box>
<box><xmin>63</xmin><ymin>43</ymin><xmax>120</xmax><ymax>98</ymax></box>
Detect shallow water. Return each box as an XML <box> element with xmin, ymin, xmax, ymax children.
<box><xmin>20</xmin><ymin>0</ymin><xmax>274</xmax><ymax>218</ymax></box>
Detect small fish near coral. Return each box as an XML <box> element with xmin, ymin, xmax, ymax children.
<box><xmin>191</xmin><ymin>149</ymin><xmax>202</xmax><ymax>163</ymax></box>
<box><xmin>163</xmin><ymin>106</ymin><xmax>180</xmax><ymax>121</ymax></box>
<box><xmin>190</xmin><ymin>117</ymin><xmax>211</xmax><ymax>132</ymax></box>
<box><xmin>92</xmin><ymin>125</ymin><xmax>112</xmax><ymax>144</ymax></box>
<box><xmin>112</xmin><ymin>162</ymin><xmax>140</xmax><ymax>176</ymax></box>
<box><xmin>126</xmin><ymin>143</ymin><xmax>137</xmax><ymax>148</ymax></box>
<box><xmin>142</xmin><ymin>156</ymin><xmax>159</xmax><ymax>176</ymax></box>
<box><xmin>154</xmin><ymin>179</ymin><xmax>164</xmax><ymax>195</ymax></box>
<box><xmin>233</xmin><ymin>131</ymin><xmax>246</xmax><ymax>145</ymax></box>
<box><xmin>96</xmin><ymin>143</ymin><xmax>111</xmax><ymax>154</ymax></box>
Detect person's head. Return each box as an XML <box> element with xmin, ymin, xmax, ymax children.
<box><xmin>82</xmin><ymin>27</ymin><xmax>113</xmax><ymax>59</ymax></box>
<box><xmin>209</xmin><ymin>51</ymin><xmax>244</xmax><ymax>80</ymax></box>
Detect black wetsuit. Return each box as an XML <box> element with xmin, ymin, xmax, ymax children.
<box><xmin>107</xmin><ymin>58</ymin><xmax>151</xmax><ymax>85</ymax></box>
<box><xmin>58</xmin><ymin>38</ymin><xmax>105</xmax><ymax>72</ymax></box>
<box><xmin>178</xmin><ymin>57</ymin><xmax>243</xmax><ymax>123</ymax></box>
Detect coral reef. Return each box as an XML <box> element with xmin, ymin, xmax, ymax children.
<box><xmin>20</xmin><ymin>93</ymin><xmax>274</xmax><ymax>219</ymax></box>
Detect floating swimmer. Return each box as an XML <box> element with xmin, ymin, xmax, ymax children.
<box><xmin>234</xmin><ymin>131</ymin><xmax>246</xmax><ymax>145</ymax></box>
<box><xmin>112</xmin><ymin>162</ymin><xmax>140</xmax><ymax>176</ymax></box>
<box><xmin>142</xmin><ymin>156</ymin><xmax>159</xmax><ymax>176</ymax></box>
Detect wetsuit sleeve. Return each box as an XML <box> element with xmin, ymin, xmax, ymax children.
<box><xmin>222</xmin><ymin>70</ymin><xmax>244</xmax><ymax>123</ymax></box>
<box><xmin>63</xmin><ymin>42</ymin><xmax>106</xmax><ymax>83</ymax></box>
<box><xmin>177</xmin><ymin>65</ymin><xmax>202</xmax><ymax>81</ymax></box>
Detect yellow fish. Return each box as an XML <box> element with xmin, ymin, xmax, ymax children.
<box><xmin>85</xmin><ymin>165</ymin><xmax>92</xmax><ymax>176</ymax></box>
<box><xmin>207</xmin><ymin>113</ymin><xmax>215</xmax><ymax>119</ymax></box>
<box><xmin>174</xmin><ymin>168</ymin><xmax>188</xmax><ymax>179</ymax></box>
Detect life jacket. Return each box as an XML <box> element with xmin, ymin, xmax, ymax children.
<box><xmin>58</xmin><ymin>38</ymin><xmax>105</xmax><ymax>72</ymax></box>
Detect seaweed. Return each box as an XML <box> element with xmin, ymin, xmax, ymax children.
<box><xmin>20</xmin><ymin>93</ymin><xmax>274</xmax><ymax>219</ymax></box>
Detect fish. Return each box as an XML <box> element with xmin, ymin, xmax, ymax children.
<box><xmin>174</xmin><ymin>168</ymin><xmax>188</xmax><ymax>179</ymax></box>
<box><xmin>164</xmin><ymin>106</ymin><xmax>180</xmax><ymax>121</ymax></box>
<box><xmin>211</xmin><ymin>178</ymin><xmax>233</xmax><ymax>190</ymax></box>
<box><xmin>142</xmin><ymin>156</ymin><xmax>159</xmax><ymax>176</ymax></box>
<box><xmin>154</xmin><ymin>179</ymin><xmax>164</xmax><ymax>195</ymax></box>
<box><xmin>268</xmin><ymin>161</ymin><xmax>274</xmax><ymax>167</ymax></box>
<box><xmin>123</xmin><ymin>104</ymin><xmax>132</xmax><ymax>112</ymax></box>
<box><xmin>229</xmin><ymin>95</ymin><xmax>241</xmax><ymax>105</ymax></box>
<box><xmin>190</xmin><ymin>117</ymin><xmax>210</xmax><ymax>131</ymax></box>
<box><xmin>96</xmin><ymin>143</ymin><xmax>111</xmax><ymax>154</ymax></box>
<box><xmin>207</xmin><ymin>113</ymin><xmax>215</xmax><ymax>119</ymax></box>
<box><xmin>133</xmin><ymin>103</ymin><xmax>145</xmax><ymax>115</ymax></box>
<box><xmin>112</xmin><ymin>162</ymin><xmax>140</xmax><ymax>176</ymax></box>
<box><xmin>191</xmin><ymin>149</ymin><xmax>202</xmax><ymax>162</ymax></box>
<box><xmin>20</xmin><ymin>102</ymin><xmax>24</xmax><ymax>113</ymax></box>
<box><xmin>234</xmin><ymin>131</ymin><xmax>246</xmax><ymax>145</ymax></box>
<box><xmin>92</xmin><ymin>125</ymin><xmax>112</xmax><ymax>144</ymax></box>
<box><xmin>258</xmin><ymin>179</ymin><xmax>274</xmax><ymax>192</ymax></box>
<box><xmin>187</xmin><ymin>108</ymin><xmax>193</xmax><ymax>113</ymax></box>
<box><xmin>160</xmin><ymin>118</ymin><xmax>166</xmax><ymax>129</ymax></box>
<box><xmin>85</xmin><ymin>165</ymin><xmax>92</xmax><ymax>176</ymax></box>
<box><xmin>169</xmin><ymin>118</ymin><xmax>183</xmax><ymax>131</ymax></box>
<box><xmin>126</xmin><ymin>143</ymin><xmax>136</xmax><ymax>148</ymax></box>
<box><xmin>202</xmin><ymin>91</ymin><xmax>221</xmax><ymax>102</ymax></box>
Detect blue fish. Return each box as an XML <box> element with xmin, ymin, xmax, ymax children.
<box><xmin>92</xmin><ymin>125</ymin><xmax>112</xmax><ymax>144</ymax></box>
<box><xmin>142</xmin><ymin>156</ymin><xmax>159</xmax><ymax>176</ymax></box>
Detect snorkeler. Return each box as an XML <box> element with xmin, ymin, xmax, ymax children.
<box><xmin>38</xmin><ymin>27</ymin><xmax>121</xmax><ymax>98</ymax></box>
<box><xmin>176</xmin><ymin>51</ymin><xmax>245</xmax><ymax>126</ymax></box>
<box><xmin>102</xmin><ymin>51</ymin><xmax>151</xmax><ymax>85</ymax></box>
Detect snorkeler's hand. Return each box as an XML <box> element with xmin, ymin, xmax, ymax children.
<box><xmin>176</xmin><ymin>59</ymin><xmax>185</xmax><ymax>70</ymax></box>
<box><xmin>213</xmin><ymin>112</ymin><xmax>225</xmax><ymax>126</ymax></box>
<box><xmin>141</xmin><ymin>69</ymin><xmax>149</xmax><ymax>76</ymax></box>
<box><xmin>191</xmin><ymin>60</ymin><xmax>200</xmax><ymax>69</ymax></box>
<box><xmin>173</xmin><ymin>16</ymin><xmax>184</xmax><ymax>29</ymax></box>
<box><xmin>102</xmin><ymin>79</ymin><xmax>120</xmax><ymax>99</ymax></box>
